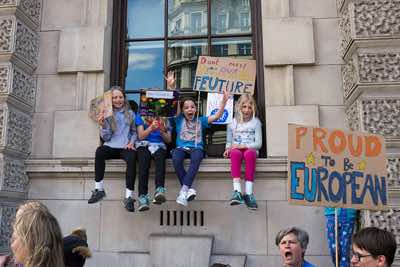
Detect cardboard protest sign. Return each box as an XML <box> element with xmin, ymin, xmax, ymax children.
<box><xmin>206</xmin><ymin>92</ymin><xmax>233</xmax><ymax>124</ymax></box>
<box><xmin>89</xmin><ymin>91</ymin><xmax>112</xmax><ymax>122</ymax></box>
<box><xmin>138</xmin><ymin>90</ymin><xmax>179</xmax><ymax>118</ymax></box>
<box><xmin>193</xmin><ymin>56</ymin><xmax>256</xmax><ymax>95</ymax></box>
<box><xmin>288</xmin><ymin>124</ymin><xmax>388</xmax><ymax>210</ymax></box>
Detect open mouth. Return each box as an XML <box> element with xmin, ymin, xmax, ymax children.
<box><xmin>284</xmin><ymin>251</ymin><xmax>293</xmax><ymax>259</ymax></box>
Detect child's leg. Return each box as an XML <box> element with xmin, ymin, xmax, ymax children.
<box><xmin>137</xmin><ymin>146</ymin><xmax>151</xmax><ymax>196</ymax></box>
<box><xmin>339</xmin><ymin>216</ymin><xmax>355</xmax><ymax>267</ymax></box>
<box><xmin>243</xmin><ymin>149</ymin><xmax>257</xmax><ymax>195</ymax></box>
<box><xmin>172</xmin><ymin>148</ymin><xmax>187</xmax><ymax>185</ymax></box>
<box><xmin>120</xmin><ymin>148</ymin><xmax>137</xmax><ymax>194</ymax></box>
<box><xmin>153</xmin><ymin>148</ymin><xmax>167</xmax><ymax>188</ymax></box>
<box><xmin>325</xmin><ymin>214</ymin><xmax>336</xmax><ymax>265</ymax></box>
<box><xmin>182</xmin><ymin>148</ymin><xmax>204</xmax><ymax>188</ymax></box>
<box><xmin>95</xmin><ymin>145</ymin><xmax>119</xmax><ymax>189</ymax></box>
<box><xmin>230</xmin><ymin>148</ymin><xmax>243</xmax><ymax>180</ymax></box>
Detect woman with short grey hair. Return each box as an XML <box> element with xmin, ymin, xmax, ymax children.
<box><xmin>275</xmin><ymin>227</ymin><xmax>316</xmax><ymax>267</ymax></box>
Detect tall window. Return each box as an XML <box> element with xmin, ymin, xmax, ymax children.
<box><xmin>112</xmin><ymin>0</ymin><xmax>265</xmax><ymax>155</ymax></box>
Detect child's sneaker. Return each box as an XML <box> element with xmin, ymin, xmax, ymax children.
<box><xmin>230</xmin><ymin>190</ymin><xmax>244</xmax><ymax>206</ymax></box>
<box><xmin>243</xmin><ymin>194</ymin><xmax>258</xmax><ymax>210</ymax></box>
<box><xmin>88</xmin><ymin>189</ymin><xmax>106</xmax><ymax>204</ymax></box>
<box><xmin>187</xmin><ymin>188</ymin><xmax>197</xmax><ymax>201</ymax></box>
<box><xmin>123</xmin><ymin>197</ymin><xmax>135</xmax><ymax>212</ymax></box>
<box><xmin>176</xmin><ymin>190</ymin><xmax>188</xmax><ymax>206</ymax></box>
<box><xmin>153</xmin><ymin>186</ymin><xmax>166</xmax><ymax>204</ymax></box>
<box><xmin>138</xmin><ymin>194</ymin><xmax>150</xmax><ymax>212</ymax></box>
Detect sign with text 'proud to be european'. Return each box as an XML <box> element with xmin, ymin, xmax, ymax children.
<box><xmin>193</xmin><ymin>56</ymin><xmax>256</xmax><ymax>95</ymax></box>
<box><xmin>288</xmin><ymin>124</ymin><xmax>388</xmax><ymax>210</ymax></box>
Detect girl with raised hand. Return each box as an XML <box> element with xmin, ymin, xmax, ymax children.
<box><xmin>223</xmin><ymin>94</ymin><xmax>262</xmax><ymax>210</ymax></box>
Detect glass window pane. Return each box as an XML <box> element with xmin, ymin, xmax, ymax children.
<box><xmin>125</xmin><ymin>41</ymin><xmax>164</xmax><ymax>93</ymax></box>
<box><xmin>211</xmin><ymin>37</ymin><xmax>252</xmax><ymax>58</ymax></box>
<box><xmin>127</xmin><ymin>0</ymin><xmax>164</xmax><ymax>39</ymax></box>
<box><xmin>168</xmin><ymin>0</ymin><xmax>208</xmax><ymax>37</ymax></box>
<box><xmin>167</xmin><ymin>39</ymin><xmax>208</xmax><ymax>91</ymax></box>
<box><xmin>211</xmin><ymin>0</ymin><xmax>251</xmax><ymax>35</ymax></box>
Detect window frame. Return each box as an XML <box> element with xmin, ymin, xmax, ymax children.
<box><xmin>110</xmin><ymin>0</ymin><xmax>266</xmax><ymax>157</ymax></box>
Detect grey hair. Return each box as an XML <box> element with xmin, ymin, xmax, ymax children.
<box><xmin>275</xmin><ymin>227</ymin><xmax>310</xmax><ymax>255</ymax></box>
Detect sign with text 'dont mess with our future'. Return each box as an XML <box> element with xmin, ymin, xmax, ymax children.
<box><xmin>193</xmin><ymin>56</ymin><xmax>256</xmax><ymax>95</ymax></box>
<box><xmin>288</xmin><ymin>124</ymin><xmax>388</xmax><ymax>210</ymax></box>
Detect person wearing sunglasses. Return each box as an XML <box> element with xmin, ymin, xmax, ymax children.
<box><xmin>351</xmin><ymin>227</ymin><xmax>397</xmax><ymax>267</ymax></box>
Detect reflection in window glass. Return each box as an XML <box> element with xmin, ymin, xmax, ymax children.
<box><xmin>211</xmin><ymin>0</ymin><xmax>251</xmax><ymax>34</ymax></box>
<box><xmin>211</xmin><ymin>37</ymin><xmax>252</xmax><ymax>58</ymax></box>
<box><xmin>127</xmin><ymin>0</ymin><xmax>164</xmax><ymax>39</ymax></box>
<box><xmin>167</xmin><ymin>39</ymin><xmax>208</xmax><ymax>90</ymax></box>
<box><xmin>168</xmin><ymin>0</ymin><xmax>207</xmax><ymax>37</ymax></box>
<box><xmin>125</xmin><ymin>41</ymin><xmax>164</xmax><ymax>93</ymax></box>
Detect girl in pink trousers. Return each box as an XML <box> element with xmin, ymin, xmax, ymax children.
<box><xmin>223</xmin><ymin>94</ymin><xmax>262</xmax><ymax>210</ymax></box>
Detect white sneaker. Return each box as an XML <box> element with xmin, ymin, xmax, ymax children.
<box><xmin>176</xmin><ymin>190</ymin><xmax>188</xmax><ymax>206</ymax></box>
<box><xmin>187</xmin><ymin>188</ymin><xmax>197</xmax><ymax>202</ymax></box>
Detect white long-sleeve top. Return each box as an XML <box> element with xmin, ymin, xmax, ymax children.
<box><xmin>225</xmin><ymin>117</ymin><xmax>262</xmax><ymax>151</ymax></box>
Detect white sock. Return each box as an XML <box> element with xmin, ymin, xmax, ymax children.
<box><xmin>245</xmin><ymin>181</ymin><xmax>253</xmax><ymax>195</ymax></box>
<box><xmin>125</xmin><ymin>189</ymin><xmax>133</xmax><ymax>199</ymax></box>
<box><xmin>233</xmin><ymin>178</ymin><xmax>241</xmax><ymax>192</ymax></box>
<box><xmin>181</xmin><ymin>185</ymin><xmax>189</xmax><ymax>192</ymax></box>
<box><xmin>95</xmin><ymin>181</ymin><xmax>104</xmax><ymax>191</ymax></box>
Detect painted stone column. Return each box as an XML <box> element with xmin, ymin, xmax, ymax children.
<box><xmin>0</xmin><ymin>0</ymin><xmax>40</xmax><ymax>253</ymax></box>
<box><xmin>338</xmin><ymin>0</ymin><xmax>400</xmax><ymax>265</ymax></box>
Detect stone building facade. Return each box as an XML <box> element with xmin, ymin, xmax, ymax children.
<box><xmin>0</xmin><ymin>0</ymin><xmax>398</xmax><ymax>266</ymax></box>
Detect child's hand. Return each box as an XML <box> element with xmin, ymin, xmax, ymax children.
<box><xmin>126</xmin><ymin>142</ymin><xmax>135</xmax><ymax>150</ymax></box>
<box><xmin>97</xmin><ymin>113</ymin><xmax>105</xmax><ymax>126</ymax></box>
<box><xmin>149</xmin><ymin>120</ymin><xmax>159</xmax><ymax>131</ymax></box>
<box><xmin>222</xmin><ymin>88</ymin><xmax>231</xmax><ymax>104</ymax></box>
<box><xmin>165</xmin><ymin>71</ymin><xmax>176</xmax><ymax>90</ymax></box>
<box><xmin>223</xmin><ymin>148</ymin><xmax>230</xmax><ymax>158</ymax></box>
<box><xmin>0</xmin><ymin>255</ymin><xmax>10</xmax><ymax>267</ymax></box>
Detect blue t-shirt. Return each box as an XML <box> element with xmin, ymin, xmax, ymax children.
<box><xmin>135</xmin><ymin>115</ymin><xmax>165</xmax><ymax>144</ymax></box>
<box><xmin>173</xmin><ymin>114</ymin><xmax>209</xmax><ymax>149</ymax></box>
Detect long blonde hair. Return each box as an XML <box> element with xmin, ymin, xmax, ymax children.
<box><xmin>13</xmin><ymin>202</ymin><xmax>64</xmax><ymax>267</ymax></box>
<box><xmin>109</xmin><ymin>86</ymin><xmax>133</xmax><ymax>132</ymax></box>
<box><xmin>234</xmin><ymin>94</ymin><xmax>257</xmax><ymax>124</ymax></box>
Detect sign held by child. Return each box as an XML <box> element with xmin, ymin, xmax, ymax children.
<box><xmin>193</xmin><ymin>56</ymin><xmax>256</xmax><ymax>95</ymax></box>
<box><xmin>89</xmin><ymin>91</ymin><xmax>112</xmax><ymax>122</ymax></box>
<box><xmin>288</xmin><ymin>124</ymin><xmax>388</xmax><ymax>210</ymax></box>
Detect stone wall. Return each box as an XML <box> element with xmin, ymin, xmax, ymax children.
<box><xmin>338</xmin><ymin>0</ymin><xmax>400</xmax><ymax>265</ymax></box>
<box><xmin>0</xmin><ymin>0</ymin><xmax>40</xmax><ymax>253</ymax></box>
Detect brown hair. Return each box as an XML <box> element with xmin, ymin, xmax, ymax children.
<box><xmin>13</xmin><ymin>202</ymin><xmax>64</xmax><ymax>267</ymax></box>
<box><xmin>234</xmin><ymin>94</ymin><xmax>257</xmax><ymax>124</ymax></box>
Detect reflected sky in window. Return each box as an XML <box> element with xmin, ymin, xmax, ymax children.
<box><xmin>127</xmin><ymin>0</ymin><xmax>164</xmax><ymax>38</ymax></box>
<box><xmin>125</xmin><ymin>41</ymin><xmax>164</xmax><ymax>92</ymax></box>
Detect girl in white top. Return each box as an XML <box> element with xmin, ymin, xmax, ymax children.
<box><xmin>223</xmin><ymin>94</ymin><xmax>262</xmax><ymax>210</ymax></box>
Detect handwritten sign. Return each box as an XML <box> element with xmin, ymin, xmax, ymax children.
<box><xmin>139</xmin><ymin>90</ymin><xmax>179</xmax><ymax>118</ymax></box>
<box><xmin>206</xmin><ymin>93</ymin><xmax>233</xmax><ymax>124</ymax></box>
<box><xmin>193</xmin><ymin>56</ymin><xmax>256</xmax><ymax>95</ymax></box>
<box><xmin>88</xmin><ymin>91</ymin><xmax>112</xmax><ymax>122</ymax></box>
<box><xmin>288</xmin><ymin>124</ymin><xmax>388</xmax><ymax>210</ymax></box>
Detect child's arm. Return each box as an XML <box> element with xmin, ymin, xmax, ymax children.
<box><xmin>137</xmin><ymin>120</ymin><xmax>157</xmax><ymax>140</ymax></box>
<box><xmin>99</xmin><ymin>116</ymin><xmax>113</xmax><ymax>141</ymax></box>
<box><xmin>127</xmin><ymin>112</ymin><xmax>137</xmax><ymax>150</ymax></box>
<box><xmin>208</xmin><ymin>89</ymin><xmax>230</xmax><ymax>124</ymax></box>
<box><xmin>223</xmin><ymin>123</ymin><xmax>233</xmax><ymax>158</ymax></box>
<box><xmin>160</xmin><ymin>123</ymin><xmax>172</xmax><ymax>144</ymax></box>
<box><xmin>246</xmin><ymin>118</ymin><xmax>262</xmax><ymax>150</ymax></box>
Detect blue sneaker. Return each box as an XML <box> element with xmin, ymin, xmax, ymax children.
<box><xmin>138</xmin><ymin>194</ymin><xmax>150</xmax><ymax>212</ymax></box>
<box><xmin>153</xmin><ymin>186</ymin><xmax>166</xmax><ymax>204</ymax></box>
<box><xmin>230</xmin><ymin>190</ymin><xmax>244</xmax><ymax>206</ymax></box>
<box><xmin>243</xmin><ymin>194</ymin><xmax>258</xmax><ymax>210</ymax></box>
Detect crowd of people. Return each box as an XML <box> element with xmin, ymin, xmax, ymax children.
<box><xmin>0</xmin><ymin>74</ymin><xmax>397</xmax><ymax>266</ymax></box>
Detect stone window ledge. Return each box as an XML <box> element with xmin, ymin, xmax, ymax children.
<box><xmin>25</xmin><ymin>157</ymin><xmax>288</xmax><ymax>180</ymax></box>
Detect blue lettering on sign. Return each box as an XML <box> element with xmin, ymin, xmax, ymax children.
<box><xmin>289</xmin><ymin>161</ymin><xmax>387</xmax><ymax>206</ymax></box>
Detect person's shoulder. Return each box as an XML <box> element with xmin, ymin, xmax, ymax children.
<box><xmin>253</xmin><ymin>117</ymin><xmax>262</xmax><ymax>125</ymax></box>
<box><xmin>303</xmin><ymin>260</ymin><xmax>317</xmax><ymax>267</ymax></box>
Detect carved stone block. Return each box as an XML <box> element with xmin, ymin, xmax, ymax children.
<box><xmin>0</xmin><ymin>0</ymin><xmax>41</xmax><ymax>27</ymax></box>
<box><xmin>0</xmin><ymin>104</ymin><xmax>32</xmax><ymax>155</ymax></box>
<box><xmin>0</xmin><ymin>154</ymin><xmax>28</xmax><ymax>192</ymax></box>
<box><xmin>361</xmin><ymin>98</ymin><xmax>400</xmax><ymax>137</ymax></box>
<box><xmin>0</xmin><ymin>205</ymin><xmax>16</xmax><ymax>251</ymax></box>
<box><xmin>0</xmin><ymin>17</ymin><xmax>14</xmax><ymax>53</ymax></box>
<box><xmin>339</xmin><ymin>0</ymin><xmax>400</xmax><ymax>57</ymax></box>
<box><xmin>387</xmin><ymin>157</ymin><xmax>400</xmax><ymax>188</ymax></box>
<box><xmin>345</xmin><ymin>99</ymin><xmax>361</xmax><ymax>131</ymax></box>
<box><xmin>342</xmin><ymin>50</ymin><xmax>400</xmax><ymax>100</ymax></box>
<box><xmin>15</xmin><ymin>19</ymin><xmax>39</xmax><ymax>69</ymax></box>
<box><xmin>0</xmin><ymin>62</ymin><xmax>36</xmax><ymax>106</ymax></box>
